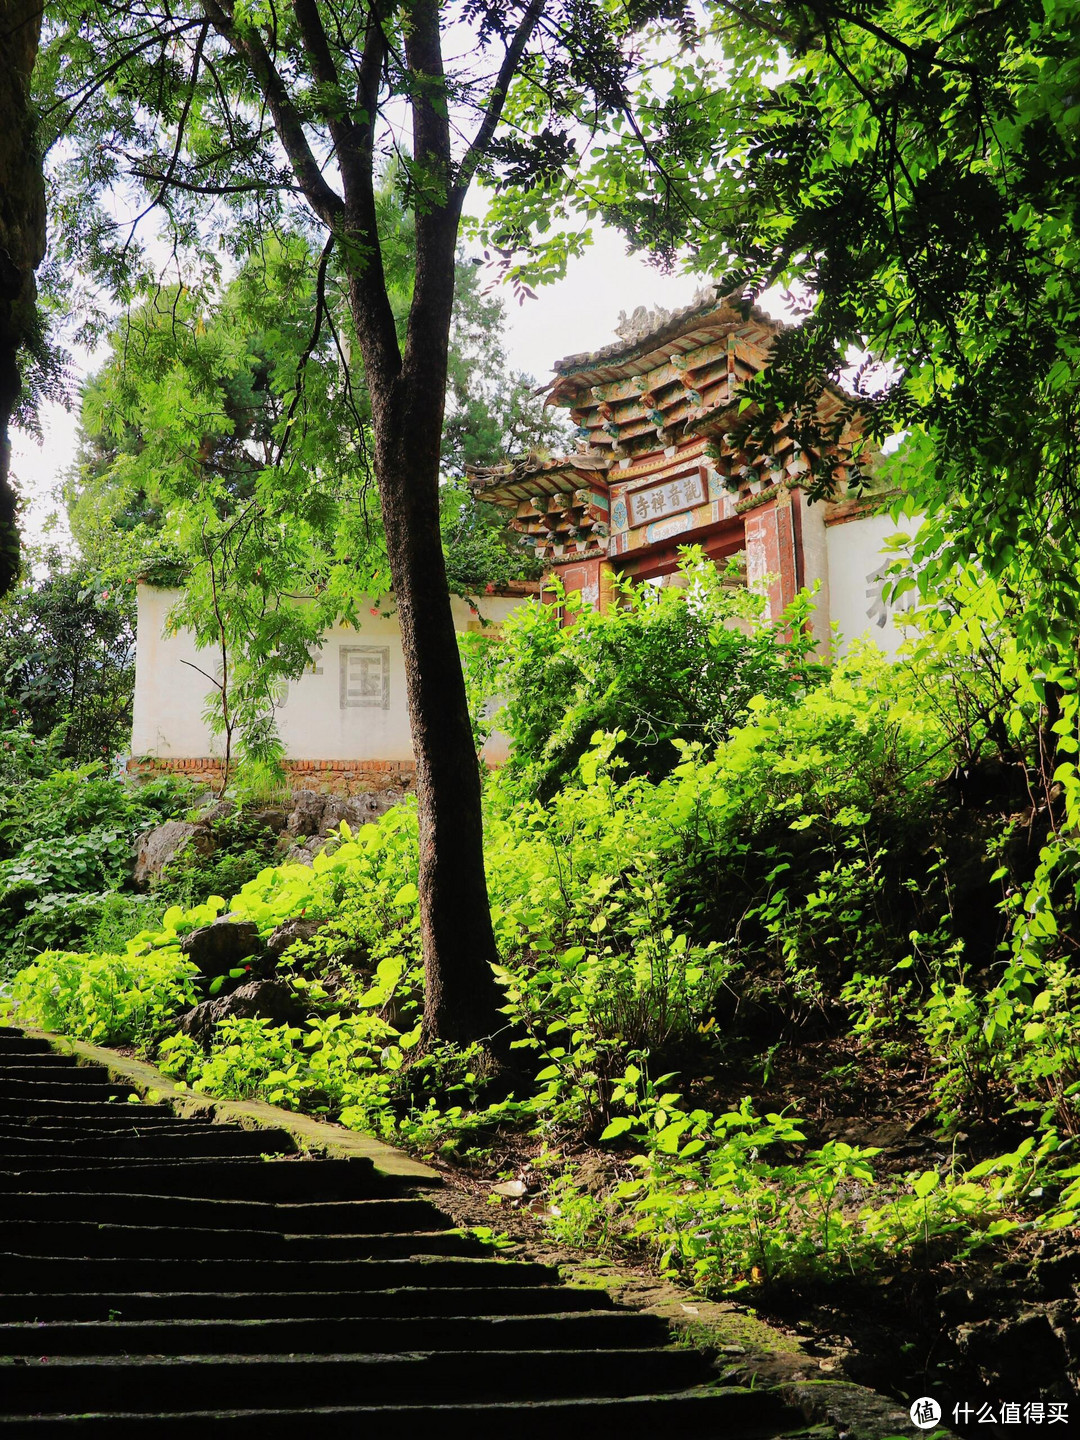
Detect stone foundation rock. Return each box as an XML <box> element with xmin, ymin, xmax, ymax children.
<box><xmin>133</xmin><ymin>820</ymin><xmax>213</xmax><ymax>889</ymax></box>
<box><xmin>178</xmin><ymin>978</ymin><xmax>306</xmax><ymax>1048</ymax></box>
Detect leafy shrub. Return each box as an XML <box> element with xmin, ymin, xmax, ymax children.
<box><xmin>0</xmin><ymin>759</ymin><xmax>194</xmax><ymax>971</ymax></box>
<box><xmin>0</xmin><ymin>559</ymin><xmax>136</xmax><ymax>764</ymax></box>
<box><xmin>463</xmin><ymin>551</ymin><xmax>822</xmax><ymax>797</ymax></box>
<box><xmin>7</xmin><ymin>947</ymin><xmax>199</xmax><ymax>1046</ymax></box>
<box><xmin>9</xmin><ymin>569</ymin><xmax>1080</xmax><ymax>1302</ymax></box>
<box><xmin>152</xmin><ymin>808</ymin><xmax>285</xmax><ymax>910</ymax></box>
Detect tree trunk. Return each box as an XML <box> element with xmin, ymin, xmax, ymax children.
<box><xmin>0</xmin><ymin>0</ymin><xmax>46</xmax><ymax>593</ymax></box>
<box><xmin>201</xmin><ymin>0</ymin><xmax>510</xmax><ymax>1044</ymax></box>
<box><xmin>371</xmin><ymin>378</ymin><xmax>505</xmax><ymax>1046</ymax></box>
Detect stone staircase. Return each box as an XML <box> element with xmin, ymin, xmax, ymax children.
<box><xmin>0</xmin><ymin>1025</ymin><xmax>804</xmax><ymax>1435</ymax></box>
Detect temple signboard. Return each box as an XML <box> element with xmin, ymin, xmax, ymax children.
<box><xmin>626</xmin><ymin>468</ymin><xmax>707</xmax><ymax>528</ymax></box>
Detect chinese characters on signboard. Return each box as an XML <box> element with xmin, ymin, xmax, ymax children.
<box><xmin>627</xmin><ymin>469</ymin><xmax>706</xmax><ymax>528</ymax></box>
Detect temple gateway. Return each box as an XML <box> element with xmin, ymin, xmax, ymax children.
<box><xmin>130</xmin><ymin>290</ymin><xmax>912</xmax><ymax>791</ymax></box>
<box><xmin>470</xmin><ymin>290</ymin><xmax>911</xmax><ymax>650</ymax></box>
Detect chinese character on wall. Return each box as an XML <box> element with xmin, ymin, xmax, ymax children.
<box><xmin>339</xmin><ymin>646</ymin><xmax>390</xmax><ymax>709</ymax></box>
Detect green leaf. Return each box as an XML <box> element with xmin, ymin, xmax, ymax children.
<box><xmin>912</xmin><ymin>1171</ymin><xmax>940</xmax><ymax>1200</ymax></box>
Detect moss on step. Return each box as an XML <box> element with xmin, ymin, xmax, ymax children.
<box><xmin>24</xmin><ymin>1027</ymin><xmax>439</xmax><ymax>1186</ymax></box>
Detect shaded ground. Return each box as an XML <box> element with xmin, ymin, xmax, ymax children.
<box><xmin>428</xmin><ymin>1024</ymin><xmax>1078</xmax><ymax>1440</ymax></box>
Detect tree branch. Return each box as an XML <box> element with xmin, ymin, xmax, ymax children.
<box><xmin>199</xmin><ymin>0</ymin><xmax>345</xmax><ymax>227</ymax></box>
<box><xmin>292</xmin><ymin>0</ymin><xmax>365</xmax><ymax>197</ymax></box>
<box><xmin>121</xmin><ymin>21</ymin><xmax>211</xmax><ymax>252</ymax></box>
<box><xmin>275</xmin><ymin>229</ymin><xmax>335</xmax><ymax>466</ymax></box>
<box><xmin>454</xmin><ymin>0</ymin><xmax>546</xmax><ymax>201</ymax></box>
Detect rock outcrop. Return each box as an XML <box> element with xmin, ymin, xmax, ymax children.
<box><xmin>133</xmin><ymin>821</ymin><xmax>213</xmax><ymax>888</ymax></box>
<box><xmin>177</xmin><ymin>978</ymin><xmax>305</xmax><ymax>1047</ymax></box>
<box><xmin>286</xmin><ymin>788</ymin><xmax>402</xmax><ymax>839</ymax></box>
<box><xmin>266</xmin><ymin>917</ymin><xmax>327</xmax><ymax>959</ymax></box>
<box><xmin>180</xmin><ymin>914</ymin><xmax>261</xmax><ymax>978</ymax></box>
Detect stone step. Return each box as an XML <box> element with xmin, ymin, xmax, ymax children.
<box><xmin>0</xmin><ymin>1159</ymin><xmax>393</xmax><ymax>1201</ymax></box>
<box><xmin>0</xmin><ymin>1077</ymin><xmax>139</xmax><ymax>1101</ymax></box>
<box><xmin>0</xmin><ymin>1064</ymin><xmax>122</xmax><ymax>1085</ymax></box>
<box><xmin>0</xmin><ymin>1127</ymin><xmax>299</xmax><ymax>1158</ymax></box>
<box><xmin>0</xmin><ymin>1219</ymin><xmax>485</xmax><ymax>1260</ymax></box>
<box><xmin>0</xmin><ymin>1309</ymin><xmax>671</xmax><ymax>1355</ymax></box>
<box><xmin>0</xmin><ymin>1098</ymin><xmax>178</xmax><ymax>1122</ymax></box>
<box><xmin>0</xmin><ymin>1031</ymin><xmax>53</xmax><ymax>1052</ymax></box>
<box><xmin>0</xmin><ymin>1252</ymin><xmax>563</xmax><ymax>1292</ymax></box>
<box><xmin>0</xmin><ymin>1285</ymin><xmax>619</xmax><ymax>1324</ymax></box>
<box><xmin>0</xmin><ymin>1191</ymin><xmax>451</xmax><ymax>1233</ymax></box>
<box><xmin>0</xmin><ymin>1026</ymin><xmax>799</xmax><ymax>1438</ymax></box>
<box><xmin>0</xmin><ymin>1050</ymin><xmax>84</xmax><ymax>1067</ymax></box>
<box><xmin>0</xmin><ymin>1347</ymin><xmax>715</xmax><ymax>1413</ymax></box>
<box><xmin>0</xmin><ymin>1120</ymin><xmax>240</xmax><ymax>1140</ymax></box>
<box><xmin>0</xmin><ymin>1389</ymin><xmax>799</xmax><ymax>1439</ymax></box>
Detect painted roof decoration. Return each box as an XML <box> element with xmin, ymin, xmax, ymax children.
<box><xmin>469</xmin><ymin>288</ymin><xmax>855</xmax><ymax>567</ymax></box>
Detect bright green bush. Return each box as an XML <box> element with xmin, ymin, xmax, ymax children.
<box><xmin>9</xmin><ymin>573</ymin><xmax>1080</xmax><ymax>1297</ymax></box>
<box><xmin>464</xmin><ymin>551</ymin><xmax>823</xmax><ymax>797</ymax></box>
<box><xmin>0</xmin><ymin>757</ymin><xmax>195</xmax><ymax>969</ymax></box>
<box><xmin>7</xmin><ymin>947</ymin><xmax>199</xmax><ymax>1047</ymax></box>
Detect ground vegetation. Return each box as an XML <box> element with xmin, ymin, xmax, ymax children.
<box><xmin>0</xmin><ymin>548</ymin><xmax>136</xmax><ymax>762</ymax></box>
<box><xmin>5</xmin><ymin>563</ymin><xmax>1078</xmax><ymax>1419</ymax></box>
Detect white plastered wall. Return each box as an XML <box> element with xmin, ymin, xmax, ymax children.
<box><xmin>794</xmin><ymin>490</ymin><xmax>831</xmax><ymax>651</ymax></box>
<box><xmin>825</xmin><ymin>510</ymin><xmax>918</xmax><ymax>658</ymax></box>
<box><xmin>132</xmin><ymin>587</ymin><xmax>523</xmax><ymax>766</ymax></box>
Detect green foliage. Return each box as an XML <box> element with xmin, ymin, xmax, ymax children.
<box><xmin>7</xmin><ymin>947</ymin><xmax>199</xmax><ymax>1047</ymax></box>
<box><xmin>607</xmin><ymin>1090</ymin><xmax>1024</xmax><ymax>1292</ymax></box>
<box><xmin>70</xmin><ymin>221</ymin><xmax>556</xmax><ymax>780</ymax></box>
<box><xmin>465</xmin><ymin>551</ymin><xmax>823</xmax><ymax>796</ymax></box>
<box><xmin>75</xmin><ymin>236</ymin><xmax>388</xmax><ymax>783</ymax></box>
<box><xmin>151</xmin><ymin>809</ymin><xmax>285</xmax><ymax>912</ymax></box>
<box><xmin>9</xmin><ymin>575</ymin><xmax>1080</xmax><ymax>1297</ymax></box>
<box><xmin>440</xmin><ymin>479</ymin><xmax>544</xmax><ymax>596</ymax></box>
<box><xmin>0</xmin><ymin>551</ymin><xmax>135</xmax><ymax>762</ymax></box>
<box><xmin>0</xmin><ymin>758</ymin><xmax>192</xmax><ymax>970</ymax></box>
<box><xmin>487</xmin><ymin>0</ymin><xmax>1080</xmax><ymax>838</ymax></box>
<box><xmin>441</xmin><ymin>259</ymin><xmax>570</xmax><ymax>480</ymax></box>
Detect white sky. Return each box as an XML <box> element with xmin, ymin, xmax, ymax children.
<box><xmin>11</xmin><ymin>221</ymin><xmax>706</xmax><ymax>549</ymax></box>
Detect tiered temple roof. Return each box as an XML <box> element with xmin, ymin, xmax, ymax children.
<box><xmin>470</xmin><ymin>288</ymin><xmax>853</xmax><ymax>572</ymax></box>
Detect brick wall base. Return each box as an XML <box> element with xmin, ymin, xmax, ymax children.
<box><xmin>127</xmin><ymin>757</ymin><xmax>417</xmax><ymax>795</ymax></box>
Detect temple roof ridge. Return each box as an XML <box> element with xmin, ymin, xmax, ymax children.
<box><xmin>551</xmin><ymin>284</ymin><xmax>782</xmax><ymax>376</ymax></box>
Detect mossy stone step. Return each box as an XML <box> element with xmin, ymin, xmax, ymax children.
<box><xmin>0</xmin><ymin>1128</ymin><xmax>299</xmax><ymax>1158</ymax></box>
<box><xmin>0</xmin><ymin>1064</ymin><xmax>123</xmax><ymax>1082</ymax></box>
<box><xmin>0</xmin><ymin>1099</ymin><xmax>177</xmax><ymax>1122</ymax></box>
<box><xmin>0</xmin><ymin>1191</ymin><xmax>452</xmax><ymax>1232</ymax></box>
<box><xmin>0</xmin><ymin>1219</ymin><xmax>485</xmax><ymax>1260</ymax></box>
<box><xmin>0</xmin><ymin>1346</ymin><xmax>715</xmax><ymax>1412</ymax></box>
<box><xmin>0</xmin><ymin>1079</ymin><xmax>141</xmax><ymax>1102</ymax></box>
<box><xmin>0</xmin><ymin>1252</ymin><xmax>563</xmax><ymax>1292</ymax></box>
<box><xmin>1</xmin><ymin>1391</ymin><xmax>803</xmax><ymax>1440</ymax></box>
<box><xmin>0</xmin><ymin>1023</ymin><xmax>802</xmax><ymax>1438</ymax></box>
<box><xmin>0</xmin><ymin>1158</ymin><xmax>392</xmax><ymax>1201</ymax></box>
<box><xmin>0</xmin><ymin>1309</ymin><xmax>671</xmax><ymax>1355</ymax></box>
<box><xmin>0</xmin><ymin>1285</ymin><xmax>621</xmax><ymax>1324</ymax></box>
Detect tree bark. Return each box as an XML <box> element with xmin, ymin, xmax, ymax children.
<box><xmin>199</xmin><ymin>0</ymin><xmax>518</xmax><ymax>1044</ymax></box>
<box><xmin>0</xmin><ymin>0</ymin><xmax>46</xmax><ymax>593</ymax></box>
<box><xmin>372</xmin><ymin>376</ymin><xmax>505</xmax><ymax>1045</ymax></box>
<box><xmin>337</xmin><ymin>0</ymin><xmax>507</xmax><ymax>1046</ymax></box>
